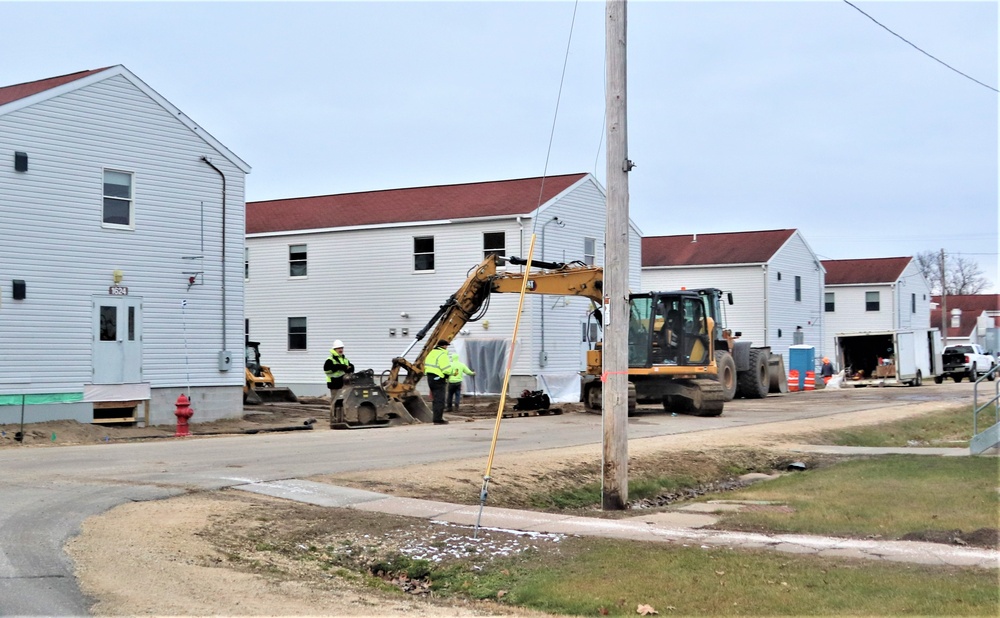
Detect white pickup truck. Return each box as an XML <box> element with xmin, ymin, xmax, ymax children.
<box><xmin>937</xmin><ymin>344</ymin><xmax>997</xmax><ymax>383</ymax></box>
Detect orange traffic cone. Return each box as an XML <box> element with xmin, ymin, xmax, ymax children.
<box><xmin>804</xmin><ymin>371</ymin><xmax>815</xmax><ymax>391</ymax></box>
<box><xmin>788</xmin><ymin>369</ymin><xmax>800</xmax><ymax>392</ymax></box>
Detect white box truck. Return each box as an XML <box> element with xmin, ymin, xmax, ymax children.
<box><xmin>835</xmin><ymin>328</ymin><xmax>942</xmax><ymax>387</ymax></box>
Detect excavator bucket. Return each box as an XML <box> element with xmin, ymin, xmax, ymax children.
<box><xmin>401</xmin><ymin>395</ymin><xmax>435</xmax><ymax>424</ymax></box>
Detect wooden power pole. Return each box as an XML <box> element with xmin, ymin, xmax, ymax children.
<box><xmin>939</xmin><ymin>248</ymin><xmax>948</xmax><ymax>348</ymax></box>
<box><xmin>603</xmin><ymin>0</ymin><xmax>630</xmax><ymax>510</ymax></box>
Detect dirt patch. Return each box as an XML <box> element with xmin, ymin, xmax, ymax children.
<box><xmin>67</xmin><ymin>491</ymin><xmax>563</xmax><ymax>617</ymax></box>
<box><xmin>901</xmin><ymin>528</ymin><xmax>1000</xmax><ymax>548</ymax></box>
<box><xmin>0</xmin><ymin>397</ymin><xmax>332</xmax><ymax>449</ymax></box>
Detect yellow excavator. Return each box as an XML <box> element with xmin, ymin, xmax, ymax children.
<box><xmin>330</xmin><ymin>254</ymin><xmax>724</xmax><ymax>428</ymax></box>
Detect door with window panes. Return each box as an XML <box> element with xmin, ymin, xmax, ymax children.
<box><xmin>92</xmin><ymin>296</ymin><xmax>143</xmax><ymax>383</ymax></box>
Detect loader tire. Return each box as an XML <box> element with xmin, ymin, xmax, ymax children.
<box><xmin>736</xmin><ymin>348</ymin><xmax>769</xmax><ymax>399</ymax></box>
<box><xmin>713</xmin><ymin>351</ymin><xmax>738</xmax><ymax>401</ymax></box>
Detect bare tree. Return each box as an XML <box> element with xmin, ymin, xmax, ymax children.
<box><xmin>915</xmin><ymin>251</ymin><xmax>990</xmax><ymax>295</ymax></box>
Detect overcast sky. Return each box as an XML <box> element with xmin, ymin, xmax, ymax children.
<box><xmin>4</xmin><ymin>1</ymin><xmax>997</xmax><ymax>290</ymax></box>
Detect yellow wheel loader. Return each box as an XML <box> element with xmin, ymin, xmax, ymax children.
<box><xmin>244</xmin><ymin>341</ymin><xmax>298</xmax><ymax>404</ymax></box>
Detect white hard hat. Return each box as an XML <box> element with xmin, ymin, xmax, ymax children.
<box><xmin>332</xmin><ymin>339</ymin><xmax>344</xmax><ymax>349</ymax></box>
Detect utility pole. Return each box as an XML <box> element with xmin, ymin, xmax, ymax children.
<box><xmin>603</xmin><ymin>0</ymin><xmax>630</xmax><ymax>510</ymax></box>
<box><xmin>939</xmin><ymin>248</ymin><xmax>948</xmax><ymax>348</ymax></box>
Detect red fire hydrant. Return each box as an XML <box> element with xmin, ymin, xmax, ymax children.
<box><xmin>174</xmin><ymin>394</ymin><xmax>194</xmax><ymax>437</ymax></box>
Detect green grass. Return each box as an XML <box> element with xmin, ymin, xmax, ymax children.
<box><xmin>797</xmin><ymin>406</ymin><xmax>976</xmax><ymax>447</ymax></box>
<box><xmin>503</xmin><ymin>538</ymin><xmax>999</xmax><ymax>616</ymax></box>
<box><xmin>714</xmin><ymin>455</ymin><xmax>999</xmax><ymax>537</ymax></box>
<box><xmin>359</xmin><ymin>538</ymin><xmax>999</xmax><ymax>616</ymax></box>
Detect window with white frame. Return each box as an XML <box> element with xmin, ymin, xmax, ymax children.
<box><xmin>483</xmin><ymin>232</ymin><xmax>505</xmax><ymax>260</ymax></box>
<box><xmin>824</xmin><ymin>292</ymin><xmax>835</xmax><ymax>312</ymax></box>
<box><xmin>414</xmin><ymin>236</ymin><xmax>434</xmax><ymax>271</ymax></box>
<box><xmin>584</xmin><ymin>237</ymin><xmax>596</xmax><ymax>266</ymax></box>
<box><xmin>103</xmin><ymin>169</ymin><xmax>133</xmax><ymax>227</ymax></box>
<box><xmin>288</xmin><ymin>317</ymin><xmax>307</xmax><ymax>350</ymax></box>
<box><xmin>866</xmin><ymin>291</ymin><xmax>880</xmax><ymax>311</ymax></box>
<box><xmin>289</xmin><ymin>244</ymin><xmax>307</xmax><ymax>277</ymax></box>
<box><xmin>794</xmin><ymin>275</ymin><xmax>802</xmax><ymax>302</ymax></box>
<box><xmin>244</xmin><ymin>247</ymin><xmax>249</xmax><ymax>280</ymax></box>
<box><xmin>911</xmin><ymin>293</ymin><xmax>916</xmax><ymax>314</ymax></box>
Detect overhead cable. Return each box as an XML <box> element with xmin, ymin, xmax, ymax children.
<box><xmin>843</xmin><ymin>0</ymin><xmax>998</xmax><ymax>93</ymax></box>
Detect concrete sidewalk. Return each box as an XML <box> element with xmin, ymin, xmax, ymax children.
<box><xmin>235</xmin><ymin>479</ymin><xmax>999</xmax><ymax>570</ymax></box>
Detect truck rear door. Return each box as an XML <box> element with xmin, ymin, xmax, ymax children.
<box><xmin>896</xmin><ymin>331</ymin><xmax>916</xmax><ymax>380</ymax></box>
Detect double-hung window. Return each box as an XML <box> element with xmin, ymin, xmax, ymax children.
<box><xmin>866</xmin><ymin>291</ymin><xmax>880</xmax><ymax>312</ymax></box>
<box><xmin>103</xmin><ymin>170</ymin><xmax>134</xmax><ymax>228</ymax></box>
<box><xmin>824</xmin><ymin>292</ymin><xmax>835</xmax><ymax>312</ymax></box>
<box><xmin>289</xmin><ymin>244</ymin><xmax>307</xmax><ymax>277</ymax></box>
<box><xmin>483</xmin><ymin>232</ymin><xmax>505</xmax><ymax>260</ymax></box>
<box><xmin>794</xmin><ymin>275</ymin><xmax>802</xmax><ymax>302</ymax></box>
<box><xmin>414</xmin><ymin>236</ymin><xmax>434</xmax><ymax>271</ymax></box>
<box><xmin>583</xmin><ymin>237</ymin><xmax>596</xmax><ymax>266</ymax></box>
<box><xmin>288</xmin><ymin>317</ymin><xmax>307</xmax><ymax>350</ymax></box>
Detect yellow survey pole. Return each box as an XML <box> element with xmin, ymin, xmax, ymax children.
<box><xmin>475</xmin><ymin>234</ymin><xmax>537</xmax><ymax>537</ymax></box>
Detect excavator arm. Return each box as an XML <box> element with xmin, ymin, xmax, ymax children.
<box><xmin>382</xmin><ymin>254</ymin><xmax>603</xmax><ymax>403</ymax></box>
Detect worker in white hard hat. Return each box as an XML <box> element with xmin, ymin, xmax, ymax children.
<box><xmin>324</xmin><ymin>340</ymin><xmax>354</xmax><ymax>393</ymax></box>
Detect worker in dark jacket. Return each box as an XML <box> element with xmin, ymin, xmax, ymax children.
<box><xmin>820</xmin><ymin>357</ymin><xmax>835</xmax><ymax>383</ymax></box>
<box><xmin>324</xmin><ymin>340</ymin><xmax>354</xmax><ymax>393</ymax></box>
<box><xmin>424</xmin><ymin>340</ymin><xmax>453</xmax><ymax>424</ymax></box>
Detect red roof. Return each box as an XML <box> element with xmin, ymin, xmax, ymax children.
<box><xmin>931</xmin><ymin>294</ymin><xmax>1000</xmax><ymax>339</ymax></box>
<box><xmin>641</xmin><ymin>229</ymin><xmax>796</xmax><ymax>267</ymax></box>
<box><xmin>246</xmin><ymin>173</ymin><xmax>588</xmax><ymax>234</ymax></box>
<box><xmin>0</xmin><ymin>68</ymin><xmax>110</xmax><ymax>107</ymax></box>
<box><xmin>821</xmin><ymin>257</ymin><xmax>912</xmax><ymax>285</ymax></box>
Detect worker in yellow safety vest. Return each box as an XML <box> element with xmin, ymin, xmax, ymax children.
<box><xmin>324</xmin><ymin>340</ymin><xmax>354</xmax><ymax>395</ymax></box>
<box><xmin>446</xmin><ymin>351</ymin><xmax>475</xmax><ymax>412</ymax></box>
<box><xmin>424</xmin><ymin>340</ymin><xmax>453</xmax><ymax>424</ymax></box>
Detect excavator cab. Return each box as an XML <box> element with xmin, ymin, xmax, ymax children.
<box><xmin>632</xmin><ymin>293</ymin><xmax>711</xmax><ymax>368</ymax></box>
<box><xmin>582</xmin><ymin>291</ymin><xmax>723</xmax><ymax>416</ymax></box>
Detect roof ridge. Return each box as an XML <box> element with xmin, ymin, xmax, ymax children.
<box><xmin>247</xmin><ymin>172</ymin><xmax>588</xmax><ymax>205</ymax></box>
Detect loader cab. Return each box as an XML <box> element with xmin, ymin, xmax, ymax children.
<box><xmin>628</xmin><ymin>292</ymin><xmax>711</xmax><ymax>368</ymax></box>
<box><xmin>245</xmin><ymin>341</ymin><xmax>263</xmax><ymax>377</ymax></box>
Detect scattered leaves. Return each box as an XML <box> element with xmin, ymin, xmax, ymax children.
<box><xmin>637</xmin><ymin>603</ymin><xmax>659</xmax><ymax>615</ymax></box>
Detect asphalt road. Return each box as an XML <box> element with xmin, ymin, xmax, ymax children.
<box><xmin>0</xmin><ymin>381</ymin><xmax>983</xmax><ymax>615</ymax></box>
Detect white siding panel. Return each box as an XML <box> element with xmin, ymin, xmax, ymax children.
<box><xmin>0</xmin><ymin>75</ymin><xmax>245</xmax><ymax>395</ymax></box>
<box><xmin>641</xmin><ymin>265</ymin><xmax>767</xmax><ymax>345</ymax></box>
<box><xmin>766</xmin><ymin>232</ymin><xmax>824</xmax><ymax>365</ymax></box>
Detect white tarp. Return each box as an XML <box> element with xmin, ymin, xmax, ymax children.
<box><xmin>537</xmin><ymin>373</ymin><xmax>582</xmax><ymax>403</ymax></box>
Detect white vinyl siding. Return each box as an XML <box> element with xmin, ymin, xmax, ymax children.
<box><xmin>766</xmin><ymin>233</ymin><xmax>824</xmax><ymax>364</ymax></box>
<box><xmin>0</xmin><ymin>72</ymin><xmax>246</xmax><ymax>413</ymax></box>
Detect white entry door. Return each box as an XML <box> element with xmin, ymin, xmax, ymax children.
<box><xmin>93</xmin><ymin>296</ymin><xmax>143</xmax><ymax>384</ymax></box>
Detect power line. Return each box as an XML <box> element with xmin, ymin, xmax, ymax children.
<box><xmin>842</xmin><ymin>0</ymin><xmax>998</xmax><ymax>93</ymax></box>
<box><xmin>532</xmin><ymin>0</ymin><xmax>580</xmax><ymax>235</ymax></box>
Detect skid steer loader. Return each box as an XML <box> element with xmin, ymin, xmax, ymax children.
<box><xmin>244</xmin><ymin>341</ymin><xmax>298</xmax><ymax>404</ymax></box>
